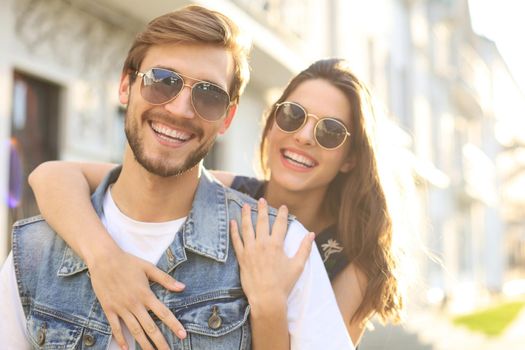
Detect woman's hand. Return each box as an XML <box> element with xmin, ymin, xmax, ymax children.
<box><xmin>86</xmin><ymin>246</ymin><xmax>187</xmax><ymax>350</ymax></box>
<box><xmin>230</xmin><ymin>198</ymin><xmax>315</xmax><ymax>312</ymax></box>
<box><xmin>230</xmin><ymin>198</ymin><xmax>314</xmax><ymax>349</ymax></box>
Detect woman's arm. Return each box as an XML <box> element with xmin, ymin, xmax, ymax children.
<box><xmin>29</xmin><ymin>161</ymin><xmax>116</xmax><ymax>261</ymax></box>
<box><xmin>209</xmin><ymin>170</ymin><xmax>235</xmax><ymax>187</ymax></box>
<box><xmin>230</xmin><ymin>199</ymin><xmax>315</xmax><ymax>350</ymax></box>
<box><xmin>28</xmin><ymin>161</ymin><xmax>187</xmax><ymax>350</ymax></box>
<box><xmin>331</xmin><ymin>263</ymin><xmax>369</xmax><ymax>345</ymax></box>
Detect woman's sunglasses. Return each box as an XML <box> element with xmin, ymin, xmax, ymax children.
<box><xmin>274</xmin><ymin>102</ymin><xmax>351</xmax><ymax>150</ymax></box>
<box><xmin>134</xmin><ymin>68</ymin><xmax>231</xmax><ymax>122</ymax></box>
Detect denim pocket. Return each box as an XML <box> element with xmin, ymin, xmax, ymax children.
<box><xmin>27</xmin><ymin>306</ymin><xmax>110</xmax><ymax>349</ymax></box>
<box><xmin>172</xmin><ymin>289</ymin><xmax>251</xmax><ymax>349</ymax></box>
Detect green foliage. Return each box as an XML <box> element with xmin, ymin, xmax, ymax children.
<box><xmin>452</xmin><ymin>300</ymin><xmax>525</xmax><ymax>337</ymax></box>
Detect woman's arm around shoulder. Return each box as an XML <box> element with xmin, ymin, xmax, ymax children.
<box><xmin>209</xmin><ymin>170</ymin><xmax>236</xmax><ymax>187</ymax></box>
<box><xmin>28</xmin><ymin>160</ymin><xmax>188</xmax><ymax>349</ymax></box>
<box><xmin>29</xmin><ymin>160</ymin><xmax>117</xmax><ymax>193</ymax></box>
<box><xmin>28</xmin><ymin>160</ymin><xmax>117</xmax><ymax>260</ymax></box>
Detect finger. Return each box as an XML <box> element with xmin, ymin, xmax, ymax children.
<box><xmin>241</xmin><ymin>204</ymin><xmax>255</xmax><ymax>245</ymax></box>
<box><xmin>121</xmin><ymin>311</ymin><xmax>155</xmax><ymax>350</ymax></box>
<box><xmin>145</xmin><ymin>264</ymin><xmax>185</xmax><ymax>292</ymax></box>
<box><xmin>106</xmin><ymin>312</ymin><xmax>128</xmax><ymax>350</ymax></box>
<box><xmin>256</xmin><ymin>198</ymin><xmax>270</xmax><ymax>241</ymax></box>
<box><xmin>271</xmin><ymin>205</ymin><xmax>289</xmax><ymax>243</ymax></box>
<box><xmin>292</xmin><ymin>232</ymin><xmax>315</xmax><ymax>272</ymax></box>
<box><xmin>133</xmin><ymin>307</ymin><xmax>170</xmax><ymax>350</ymax></box>
<box><xmin>230</xmin><ymin>219</ymin><xmax>245</xmax><ymax>256</ymax></box>
<box><xmin>148</xmin><ymin>297</ymin><xmax>187</xmax><ymax>340</ymax></box>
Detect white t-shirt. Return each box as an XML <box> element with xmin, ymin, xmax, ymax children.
<box><xmin>0</xmin><ymin>189</ymin><xmax>353</xmax><ymax>349</ymax></box>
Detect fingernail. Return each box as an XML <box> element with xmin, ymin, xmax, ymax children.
<box><xmin>258</xmin><ymin>198</ymin><xmax>266</xmax><ymax>205</ymax></box>
<box><xmin>174</xmin><ymin>281</ymin><xmax>185</xmax><ymax>289</ymax></box>
<box><xmin>178</xmin><ymin>329</ymin><xmax>187</xmax><ymax>339</ymax></box>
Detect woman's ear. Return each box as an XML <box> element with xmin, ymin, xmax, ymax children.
<box><xmin>339</xmin><ymin>155</ymin><xmax>356</xmax><ymax>173</ymax></box>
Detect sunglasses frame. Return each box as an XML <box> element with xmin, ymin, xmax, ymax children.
<box><xmin>134</xmin><ymin>68</ymin><xmax>232</xmax><ymax>122</ymax></box>
<box><xmin>274</xmin><ymin>101</ymin><xmax>351</xmax><ymax>150</ymax></box>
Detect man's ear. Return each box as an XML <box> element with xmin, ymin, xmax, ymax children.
<box><xmin>218</xmin><ymin>104</ymin><xmax>238</xmax><ymax>134</ymax></box>
<box><xmin>119</xmin><ymin>72</ymin><xmax>131</xmax><ymax>105</ymax></box>
<box><xmin>339</xmin><ymin>154</ymin><xmax>356</xmax><ymax>173</ymax></box>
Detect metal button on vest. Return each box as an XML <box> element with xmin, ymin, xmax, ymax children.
<box><xmin>208</xmin><ymin>306</ymin><xmax>222</xmax><ymax>329</ymax></box>
<box><xmin>37</xmin><ymin>329</ymin><xmax>46</xmax><ymax>345</ymax></box>
<box><xmin>166</xmin><ymin>248</ymin><xmax>175</xmax><ymax>263</ymax></box>
<box><xmin>83</xmin><ymin>333</ymin><xmax>96</xmax><ymax>346</ymax></box>
<box><xmin>37</xmin><ymin>322</ymin><xmax>47</xmax><ymax>345</ymax></box>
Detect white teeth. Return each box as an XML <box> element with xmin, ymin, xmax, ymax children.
<box><xmin>283</xmin><ymin>150</ymin><xmax>315</xmax><ymax>168</ymax></box>
<box><xmin>151</xmin><ymin>122</ymin><xmax>191</xmax><ymax>141</ymax></box>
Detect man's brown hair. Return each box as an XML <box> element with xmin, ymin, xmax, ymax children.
<box><xmin>123</xmin><ymin>5</ymin><xmax>251</xmax><ymax>103</ymax></box>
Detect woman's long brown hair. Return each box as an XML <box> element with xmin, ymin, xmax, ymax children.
<box><xmin>259</xmin><ymin>58</ymin><xmax>403</xmax><ymax>325</ymax></box>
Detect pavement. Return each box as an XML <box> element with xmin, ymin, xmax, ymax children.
<box><xmin>359</xmin><ymin>306</ymin><xmax>525</xmax><ymax>350</ymax></box>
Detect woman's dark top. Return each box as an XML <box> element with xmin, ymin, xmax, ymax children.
<box><xmin>230</xmin><ymin>175</ymin><xmax>349</xmax><ymax>281</ymax></box>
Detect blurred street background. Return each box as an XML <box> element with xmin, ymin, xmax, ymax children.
<box><xmin>1</xmin><ymin>0</ymin><xmax>524</xmax><ymax>348</ymax></box>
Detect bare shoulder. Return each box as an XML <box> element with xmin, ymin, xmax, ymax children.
<box><xmin>334</xmin><ymin>263</ymin><xmax>368</xmax><ymax>298</ymax></box>
<box><xmin>348</xmin><ymin>264</ymin><xmax>368</xmax><ymax>294</ymax></box>
<box><xmin>332</xmin><ymin>263</ymin><xmax>370</xmax><ymax>344</ymax></box>
<box><xmin>209</xmin><ymin>170</ymin><xmax>236</xmax><ymax>187</ymax></box>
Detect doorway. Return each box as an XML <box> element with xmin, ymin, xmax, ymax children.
<box><xmin>8</xmin><ymin>71</ymin><xmax>60</xmax><ymax>228</ymax></box>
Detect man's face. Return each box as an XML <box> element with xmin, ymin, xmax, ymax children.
<box><xmin>119</xmin><ymin>43</ymin><xmax>236</xmax><ymax>177</ymax></box>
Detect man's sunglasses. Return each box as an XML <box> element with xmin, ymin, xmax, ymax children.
<box><xmin>274</xmin><ymin>101</ymin><xmax>351</xmax><ymax>150</ymax></box>
<box><xmin>134</xmin><ymin>68</ymin><xmax>231</xmax><ymax>121</ymax></box>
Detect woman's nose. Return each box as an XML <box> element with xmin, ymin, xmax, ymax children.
<box><xmin>293</xmin><ymin>116</ymin><xmax>316</xmax><ymax>146</ymax></box>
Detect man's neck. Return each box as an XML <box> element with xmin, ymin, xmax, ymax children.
<box><xmin>111</xmin><ymin>155</ymin><xmax>200</xmax><ymax>223</ymax></box>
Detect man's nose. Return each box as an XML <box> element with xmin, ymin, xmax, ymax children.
<box><xmin>163</xmin><ymin>84</ymin><xmax>196</xmax><ymax>119</ymax></box>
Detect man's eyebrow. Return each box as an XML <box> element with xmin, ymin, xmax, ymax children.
<box><xmin>153</xmin><ymin>65</ymin><xmax>227</xmax><ymax>89</ymax></box>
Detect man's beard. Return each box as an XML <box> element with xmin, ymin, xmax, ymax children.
<box><xmin>125</xmin><ymin>108</ymin><xmax>216</xmax><ymax>177</ymax></box>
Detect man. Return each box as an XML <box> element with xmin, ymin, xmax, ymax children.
<box><xmin>0</xmin><ymin>5</ymin><xmax>352</xmax><ymax>349</ymax></box>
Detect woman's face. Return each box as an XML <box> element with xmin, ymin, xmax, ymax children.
<box><xmin>266</xmin><ymin>79</ymin><xmax>355</xmax><ymax>194</ymax></box>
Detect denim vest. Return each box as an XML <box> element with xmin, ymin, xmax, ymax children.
<box><xmin>12</xmin><ymin>166</ymin><xmax>283</xmax><ymax>349</ymax></box>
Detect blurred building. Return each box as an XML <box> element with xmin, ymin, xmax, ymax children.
<box><xmin>331</xmin><ymin>0</ymin><xmax>525</xmax><ymax>312</ymax></box>
<box><xmin>0</xmin><ymin>0</ymin><xmax>337</xmax><ymax>261</ymax></box>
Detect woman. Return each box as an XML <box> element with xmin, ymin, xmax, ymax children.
<box><xmin>29</xmin><ymin>58</ymin><xmax>403</xmax><ymax>347</ymax></box>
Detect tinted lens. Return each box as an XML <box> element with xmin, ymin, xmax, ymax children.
<box><xmin>141</xmin><ymin>68</ymin><xmax>183</xmax><ymax>104</ymax></box>
<box><xmin>315</xmin><ymin>119</ymin><xmax>348</xmax><ymax>149</ymax></box>
<box><xmin>192</xmin><ymin>82</ymin><xmax>230</xmax><ymax>121</ymax></box>
<box><xmin>275</xmin><ymin>103</ymin><xmax>306</xmax><ymax>132</ymax></box>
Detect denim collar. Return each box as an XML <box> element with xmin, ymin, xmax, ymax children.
<box><xmin>58</xmin><ymin>165</ymin><xmax>229</xmax><ymax>276</ymax></box>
